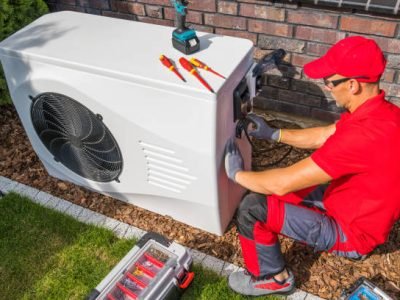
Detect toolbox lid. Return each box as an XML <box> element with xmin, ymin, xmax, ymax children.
<box><xmin>0</xmin><ymin>11</ymin><xmax>254</xmax><ymax>98</ymax></box>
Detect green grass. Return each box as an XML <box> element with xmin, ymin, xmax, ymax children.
<box><xmin>0</xmin><ymin>193</ymin><xmax>278</xmax><ymax>299</ymax></box>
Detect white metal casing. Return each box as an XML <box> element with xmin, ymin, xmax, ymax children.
<box><xmin>0</xmin><ymin>11</ymin><xmax>254</xmax><ymax>235</ymax></box>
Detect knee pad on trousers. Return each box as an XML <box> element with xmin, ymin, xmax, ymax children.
<box><xmin>235</xmin><ymin>193</ymin><xmax>267</xmax><ymax>239</ymax></box>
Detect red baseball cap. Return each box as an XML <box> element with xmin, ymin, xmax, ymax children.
<box><xmin>304</xmin><ymin>36</ymin><xmax>386</xmax><ymax>83</ymax></box>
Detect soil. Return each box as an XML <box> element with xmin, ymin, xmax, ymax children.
<box><xmin>1</xmin><ymin>105</ymin><xmax>399</xmax><ymax>299</ymax></box>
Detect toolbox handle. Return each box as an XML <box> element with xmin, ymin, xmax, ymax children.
<box><xmin>137</xmin><ymin>232</ymin><xmax>171</xmax><ymax>248</ymax></box>
<box><xmin>179</xmin><ymin>271</ymin><xmax>195</xmax><ymax>289</ymax></box>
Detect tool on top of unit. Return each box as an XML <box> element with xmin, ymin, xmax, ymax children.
<box><xmin>340</xmin><ymin>277</ymin><xmax>394</xmax><ymax>300</ymax></box>
<box><xmin>179</xmin><ymin>57</ymin><xmax>214</xmax><ymax>93</ymax></box>
<box><xmin>170</xmin><ymin>0</ymin><xmax>200</xmax><ymax>54</ymax></box>
<box><xmin>189</xmin><ymin>58</ymin><xmax>226</xmax><ymax>79</ymax></box>
<box><xmin>159</xmin><ymin>54</ymin><xmax>186</xmax><ymax>82</ymax></box>
<box><xmin>87</xmin><ymin>232</ymin><xmax>194</xmax><ymax>300</ymax></box>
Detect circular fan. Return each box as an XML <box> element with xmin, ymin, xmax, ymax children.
<box><xmin>31</xmin><ymin>92</ymin><xmax>123</xmax><ymax>182</ymax></box>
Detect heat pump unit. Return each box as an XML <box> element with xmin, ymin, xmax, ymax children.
<box><xmin>0</xmin><ymin>11</ymin><xmax>257</xmax><ymax>235</ymax></box>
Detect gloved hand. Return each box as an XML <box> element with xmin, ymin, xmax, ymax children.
<box><xmin>246</xmin><ymin>113</ymin><xmax>280</xmax><ymax>142</ymax></box>
<box><xmin>224</xmin><ymin>139</ymin><xmax>244</xmax><ymax>183</ymax></box>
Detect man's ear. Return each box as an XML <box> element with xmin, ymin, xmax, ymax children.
<box><xmin>350</xmin><ymin>80</ymin><xmax>360</xmax><ymax>94</ymax></box>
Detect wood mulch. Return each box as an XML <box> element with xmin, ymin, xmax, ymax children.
<box><xmin>1</xmin><ymin>105</ymin><xmax>399</xmax><ymax>299</ymax></box>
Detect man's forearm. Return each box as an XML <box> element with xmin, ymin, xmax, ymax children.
<box><xmin>234</xmin><ymin>157</ymin><xmax>333</xmax><ymax>196</ymax></box>
<box><xmin>280</xmin><ymin>124</ymin><xmax>336</xmax><ymax>149</ymax></box>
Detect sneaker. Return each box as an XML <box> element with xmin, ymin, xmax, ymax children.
<box><xmin>228</xmin><ymin>269</ymin><xmax>295</xmax><ymax>296</ymax></box>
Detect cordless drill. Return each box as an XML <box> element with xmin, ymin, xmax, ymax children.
<box><xmin>170</xmin><ymin>0</ymin><xmax>200</xmax><ymax>54</ymax></box>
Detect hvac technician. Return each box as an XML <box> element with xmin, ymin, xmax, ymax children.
<box><xmin>224</xmin><ymin>36</ymin><xmax>400</xmax><ymax>296</ymax></box>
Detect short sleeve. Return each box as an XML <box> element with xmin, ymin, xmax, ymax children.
<box><xmin>311</xmin><ymin>122</ymin><xmax>371</xmax><ymax>179</ymax></box>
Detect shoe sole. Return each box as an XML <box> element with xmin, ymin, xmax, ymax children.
<box><xmin>229</xmin><ymin>285</ymin><xmax>296</xmax><ymax>297</ymax></box>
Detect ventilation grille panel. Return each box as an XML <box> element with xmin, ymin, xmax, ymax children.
<box><xmin>139</xmin><ymin>141</ymin><xmax>196</xmax><ymax>193</ymax></box>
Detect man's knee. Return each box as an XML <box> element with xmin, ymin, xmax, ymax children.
<box><xmin>236</xmin><ymin>193</ymin><xmax>267</xmax><ymax>238</ymax></box>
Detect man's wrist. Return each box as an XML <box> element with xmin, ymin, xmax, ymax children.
<box><xmin>234</xmin><ymin>170</ymin><xmax>243</xmax><ymax>183</ymax></box>
<box><xmin>271</xmin><ymin>129</ymin><xmax>281</xmax><ymax>142</ymax></box>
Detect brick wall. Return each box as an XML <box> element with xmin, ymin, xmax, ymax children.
<box><xmin>46</xmin><ymin>0</ymin><xmax>400</xmax><ymax>122</ymax></box>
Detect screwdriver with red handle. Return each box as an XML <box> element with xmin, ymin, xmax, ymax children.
<box><xmin>179</xmin><ymin>57</ymin><xmax>214</xmax><ymax>93</ymax></box>
<box><xmin>159</xmin><ymin>54</ymin><xmax>186</xmax><ymax>82</ymax></box>
<box><xmin>189</xmin><ymin>58</ymin><xmax>226</xmax><ymax>79</ymax></box>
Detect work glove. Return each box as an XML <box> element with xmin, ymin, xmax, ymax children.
<box><xmin>224</xmin><ymin>139</ymin><xmax>244</xmax><ymax>183</ymax></box>
<box><xmin>246</xmin><ymin>113</ymin><xmax>280</xmax><ymax>142</ymax></box>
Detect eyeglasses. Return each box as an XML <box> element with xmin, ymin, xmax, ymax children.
<box><xmin>323</xmin><ymin>76</ymin><xmax>369</xmax><ymax>89</ymax></box>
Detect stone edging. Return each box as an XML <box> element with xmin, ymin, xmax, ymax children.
<box><xmin>0</xmin><ymin>176</ymin><xmax>322</xmax><ymax>300</ymax></box>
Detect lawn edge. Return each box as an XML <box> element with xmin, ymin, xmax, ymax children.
<box><xmin>0</xmin><ymin>175</ymin><xmax>323</xmax><ymax>300</ymax></box>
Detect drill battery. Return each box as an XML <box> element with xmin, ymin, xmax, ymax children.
<box><xmin>87</xmin><ymin>232</ymin><xmax>194</xmax><ymax>300</ymax></box>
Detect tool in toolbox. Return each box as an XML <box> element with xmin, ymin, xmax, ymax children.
<box><xmin>341</xmin><ymin>277</ymin><xmax>394</xmax><ymax>300</ymax></box>
<box><xmin>179</xmin><ymin>57</ymin><xmax>214</xmax><ymax>93</ymax></box>
<box><xmin>189</xmin><ymin>58</ymin><xmax>226</xmax><ymax>79</ymax></box>
<box><xmin>87</xmin><ymin>232</ymin><xmax>194</xmax><ymax>300</ymax></box>
<box><xmin>159</xmin><ymin>54</ymin><xmax>186</xmax><ymax>82</ymax></box>
<box><xmin>170</xmin><ymin>0</ymin><xmax>200</xmax><ymax>54</ymax></box>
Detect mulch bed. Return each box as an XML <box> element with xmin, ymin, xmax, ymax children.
<box><xmin>1</xmin><ymin>105</ymin><xmax>399</xmax><ymax>299</ymax></box>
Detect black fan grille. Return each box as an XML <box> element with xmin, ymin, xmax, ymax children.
<box><xmin>31</xmin><ymin>93</ymin><xmax>123</xmax><ymax>182</ymax></box>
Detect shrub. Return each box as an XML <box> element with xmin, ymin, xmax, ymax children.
<box><xmin>0</xmin><ymin>0</ymin><xmax>49</xmax><ymax>105</ymax></box>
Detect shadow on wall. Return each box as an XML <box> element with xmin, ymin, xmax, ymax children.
<box><xmin>254</xmin><ymin>59</ymin><xmax>345</xmax><ymax>124</ymax></box>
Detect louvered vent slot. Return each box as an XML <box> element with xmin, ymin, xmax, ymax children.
<box><xmin>139</xmin><ymin>141</ymin><xmax>196</xmax><ymax>193</ymax></box>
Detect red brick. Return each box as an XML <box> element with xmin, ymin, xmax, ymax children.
<box><xmin>237</xmin><ymin>0</ymin><xmax>273</xmax><ymax>4</ymax></box>
<box><xmin>111</xmin><ymin>1</ymin><xmax>145</xmax><ymax>15</ymax></box>
<box><xmin>258</xmin><ymin>36</ymin><xmax>305</xmax><ymax>53</ymax></box>
<box><xmin>239</xmin><ymin>3</ymin><xmax>285</xmax><ymax>21</ymax></box>
<box><xmin>306</xmin><ymin>42</ymin><xmax>331</xmax><ymax>56</ymax></box>
<box><xmin>382</xmin><ymin>69</ymin><xmax>396</xmax><ymax>83</ymax></box>
<box><xmin>248</xmin><ymin>19</ymin><xmax>292</xmax><ymax>37</ymax></box>
<box><xmin>291</xmin><ymin>53</ymin><xmax>315</xmax><ymax>67</ymax></box>
<box><xmin>311</xmin><ymin>108</ymin><xmax>340</xmax><ymax>123</ymax></box>
<box><xmin>387</xmin><ymin>55</ymin><xmax>400</xmax><ymax>69</ymax></box>
<box><xmin>215</xmin><ymin>28</ymin><xmax>257</xmax><ymax>44</ymax></box>
<box><xmin>164</xmin><ymin>7</ymin><xmax>202</xmax><ymax>23</ymax></box>
<box><xmin>287</xmin><ymin>11</ymin><xmax>338</xmax><ymax>29</ymax></box>
<box><xmin>218</xmin><ymin>1</ymin><xmax>238</xmax><ymax>15</ymax></box>
<box><xmin>88</xmin><ymin>0</ymin><xmax>109</xmax><ymax>9</ymax></box>
<box><xmin>187</xmin><ymin>0</ymin><xmax>216</xmax><ymax>12</ymax></box>
<box><xmin>56</xmin><ymin>4</ymin><xmax>85</xmax><ymax>11</ymax></box>
<box><xmin>137</xmin><ymin>16</ymin><xmax>173</xmax><ymax>26</ymax></box>
<box><xmin>295</xmin><ymin>26</ymin><xmax>345</xmax><ymax>44</ymax></box>
<box><xmin>340</xmin><ymin>16</ymin><xmax>397</xmax><ymax>37</ymax></box>
<box><xmin>389</xmin><ymin>84</ymin><xmax>400</xmax><ymax>98</ymax></box>
<box><xmin>77</xmin><ymin>0</ymin><xmax>89</xmax><ymax>7</ymax></box>
<box><xmin>137</xmin><ymin>0</ymin><xmax>169</xmax><ymax>5</ymax></box>
<box><xmin>60</xmin><ymin>0</ymin><xmax>76</xmax><ymax>6</ymax></box>
<box><xmin>204</xmin><ymin>14</ymin><xmax>246</xmax><ymax>30</ymax></box>
<box><xmin>145</xmin><ymin>5</ymin><xmax>162</xmax><ymax>18</ymax></box>
<box><xmin>102</xmin><ymin>11</ymin><xmax>136</xmax><ymax>20</ymax></box>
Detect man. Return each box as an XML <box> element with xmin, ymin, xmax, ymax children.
<box><xmin>224</xmin><ymin>36</ymin><xmax>400</xmax><ymax>296</ymax></box>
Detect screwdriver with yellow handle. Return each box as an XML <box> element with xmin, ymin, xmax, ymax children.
<box><xmin>179</xmin><ymin>57</ymin><xmax>214</xmax><ymax>93</ymax></box>
<box><xmin>159</xmin><ymin>54</ymin><xmax>186</xmax><ymax>82</ymax></box>
<box><xmin>189</xmin><ymin>58</ymin><xmax>226</xmax><ymax>79</ymax></box>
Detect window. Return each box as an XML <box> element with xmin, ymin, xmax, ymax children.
<box><xmin>293</xmin><ymin>0</ymin><xmax>400</xmax><ymax>15</ymax></box>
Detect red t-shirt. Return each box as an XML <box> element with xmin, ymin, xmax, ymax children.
<box><xmin>311</xmin><ymin>91</ymin><xmax>400</xmax><ymax>254</ymax></box>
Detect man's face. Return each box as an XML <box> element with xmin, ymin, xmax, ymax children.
<box><xmin>323</xmin><ymin>74</ymin><xmax>352</xmax><ymax>108</ymax></box>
